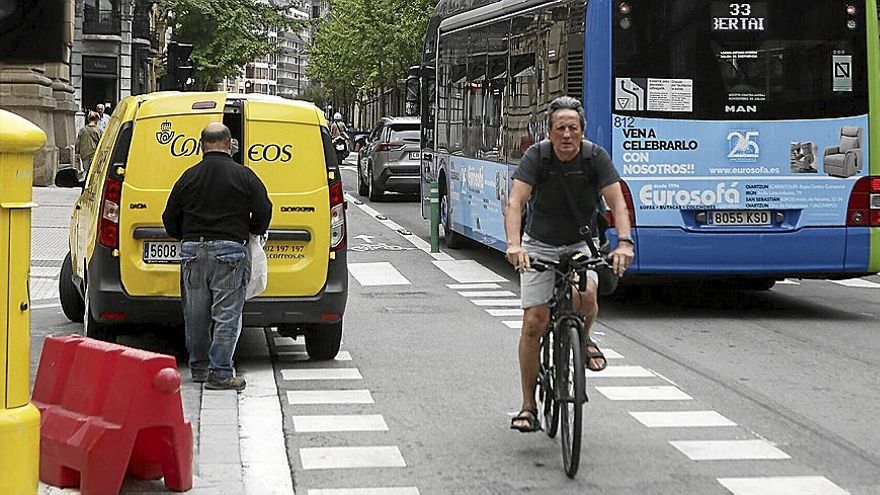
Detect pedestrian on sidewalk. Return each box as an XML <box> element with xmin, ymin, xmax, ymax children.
<box><xmin>75</xmin><ymin>111</ymin><xmax>102</xmax><ymax>174</ymax></box>
<box><xmin>162</xmin><ymin>122</ymin><xmax>272</xmax><ymax>392</ymax></box>
<box><xmin>96</xmin><ymin>103</ymin><xmax>110</xmax><ymax>130</ymax></box>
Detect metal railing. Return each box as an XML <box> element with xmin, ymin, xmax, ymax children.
<box><xmin>83</xmin><ymin>8</ymin><xmax>121</xmax><ymax>35</ymax></box>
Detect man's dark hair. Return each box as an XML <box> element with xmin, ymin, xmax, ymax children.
<box><xmin>201</xmin><ymin>125</ymin><xmax>232</xmax><ymax>145</ymax></box>
<box><xmin>548</xmin><ymin>96</ymin><xmax>586</xmax><ymax>130</ymax></box>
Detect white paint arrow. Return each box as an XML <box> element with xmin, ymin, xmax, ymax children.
<box><xmin>353</xmin><ymin>235</ymin><xmax>375</xmax><ymax>244</ymax></box>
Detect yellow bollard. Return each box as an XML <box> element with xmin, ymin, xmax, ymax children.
<box><xmin>0</xmin><ymin>109</ymin><xmax>45</xmax><ymax>495</ymax></box>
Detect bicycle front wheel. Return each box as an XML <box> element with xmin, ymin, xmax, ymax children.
<box><xmin>538</xmin><ymin>332</ymin><xmax>559</xmax><ymax>438</ymax></box>
<box><xmin>558</xmin><ymin>321</ymin><xmax>585</xmax><ymax>478</ymax></box>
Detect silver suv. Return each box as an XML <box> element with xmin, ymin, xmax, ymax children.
<box><xmin>356</xmin><ymin>116</ymin><xmax>421</xmax><ymax>201</ymax></box>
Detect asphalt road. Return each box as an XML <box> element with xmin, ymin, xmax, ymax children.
<box><xmin>27</xmin><ymin>164</ymin><xmax>880</xmax><ymax>494</ymax></box>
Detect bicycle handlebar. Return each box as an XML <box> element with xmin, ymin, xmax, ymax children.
<box><xmin>529</xmin><ymin>252</ymin><xmax>611</xmax><ymax>274</ymax></box>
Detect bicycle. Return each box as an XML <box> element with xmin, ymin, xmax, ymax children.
<box><xmin>532</xmin><ymin>251</ymin><xmax>610</xmax><ymax>478</ymax></box>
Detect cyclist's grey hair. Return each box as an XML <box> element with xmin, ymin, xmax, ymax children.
<box><xmin>548</xmin><ymin>96</ymin><xmax>586</xmax><ymax>130</ymax></box>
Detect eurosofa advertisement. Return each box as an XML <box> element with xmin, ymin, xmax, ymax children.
<box><xmin>611</xmin><ymin>115</ymin><xmax>870</xmax><ymax>227</ymax></box>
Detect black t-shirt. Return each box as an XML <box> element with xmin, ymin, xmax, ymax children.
<box><xmin>512</xmin><ymin>140</ymin><xmax>620</xmax><ymax>246</ymax></box>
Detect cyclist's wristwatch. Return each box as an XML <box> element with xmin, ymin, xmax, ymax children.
<box><xmin>618</xmin><ymin>236</ymin><xmax>635</xmax><ymax>246</ymax></box>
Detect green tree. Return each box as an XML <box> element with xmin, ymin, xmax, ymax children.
<box><xmin>161</xmin><ymin>0</ymin><xmax>303</xmax><ymax>89</ymax></box>
<box><xmin>307</xmin><ymin>0</ymin><xmax>433</xmax><ymax>114</ymax></box>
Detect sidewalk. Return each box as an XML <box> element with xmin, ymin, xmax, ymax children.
<box><xmin>30</xmin><ymin>186</ymin><xmax>289</xmax><ymax>495</ymax></box>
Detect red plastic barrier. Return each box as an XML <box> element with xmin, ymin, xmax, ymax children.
<box><xmin>32</xmin><ymin>335</ymin><xmax>193</xmax><ymax>494</ymax></box>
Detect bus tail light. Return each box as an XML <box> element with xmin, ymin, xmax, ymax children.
<box><xmin>329</xmin><ymin>180</ymin><xmax>346</xmax><ymax>251</ymax></box>
<box><xmin>846</xmin><ymin>176</ymin><xmax>880</xmax><ymax>226</ymax></box>
<box><xmin>604</xmin><ymin>179</ymin><xmax>637</xmax><ymax>228</ymax></box>
<box><xmin>98</xmin><ymin>177</ymin><xmax>122</xmax><ymax>249</ymax></box>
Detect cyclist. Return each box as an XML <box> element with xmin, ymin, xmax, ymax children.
<box><xmin>505</xmin><ymin>96</ymin><xmax>634</xmax><ymax>432</ymax></box>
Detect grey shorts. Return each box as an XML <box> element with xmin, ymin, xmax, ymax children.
<box><xmin>520</xmin><ymin>234</ymin><xmax>599</xmax><ymax>309</ymax></box>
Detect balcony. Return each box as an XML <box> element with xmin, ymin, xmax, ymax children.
<box><xmin>83</xmin><ymin>8</ymin><xmax>121</xmax><ymax>35</ymax></box>
<box><xmin>132</xmin><ymin>10</ymin><xmax>158</xmax><ymax>50</ymax></box>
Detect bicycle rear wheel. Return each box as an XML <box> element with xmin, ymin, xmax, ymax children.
<box><xmin>538</xmin><ymin>332</ymin><xmax>559</xmax><ymax>438</ymax></box>
<box><xmin>558</xmin><ymin>321</ymin><xmax>585</xmax><ymax>478</ymax></box>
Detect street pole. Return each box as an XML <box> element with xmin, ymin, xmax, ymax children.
<box><xmin>430</xmin><ymin>181</ymin><xmax>440</xmax><ymax>253</ymax></box>
<box><xmin>0</xmin><ymin>109</ymin><xmax>45</xmax><ymax>495</ymax></box>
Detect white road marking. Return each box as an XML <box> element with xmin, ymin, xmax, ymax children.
<box><xmin>30</xmin><ymin>303</ymin><xmax>61</xmax><ymax>310</ymax></box>
<box><xmin>485</xmin><ymin>309</ymin><xmax>523</xmax><ymax>317</ymax></box>
<box><xmin>309</xmin><ymin>488</ymin><xmax>420</xmax><ymax>495</ymax></box>
<box><xmin>293</xmin><ymin>414</ymin><xmax>388</xmax><ymax>433</ymax></box>
<box><xmin>447</xmin><ymin>283</ymin><xmax>501</xmax><ymax>290</ymax></box>
<box><xmin>592</xmin><ymin>365</ymin><xmax>655</xmax><ymax>378</ymax></box>
<box><xmin>469</xmin><ymin>299</ymin><xmax>521</xmax><ymax>307</ymax></box>
<box><xmin>776</xmin><ymin>279</ymin><xmax>801</xmax><ymax>285</ymax></box>
<box><xmin>595</xmin><ymin>386</ymin><xmax>693</xmax><ymax>401</ymax></box>
<box><xmin>287</xmin><ymin>390</ymin><xmax>374</xmax><ymax>405</ymax></box>
<box><xmin>457</xmin><ymin>290</ymin><xmax>517</xmax><ymax>298</ymax></box>
<box><xmin>830</xmin><ymin>278</ymin><xmax>880</xmax><ymax>288</ymax></box>
<box><xmin>432</xmin><ymin>260</ymin><xmax>507</xmax><ymax>283</ymax></box>
<box><xmin>670</xmin><ymin>440</ymin><xmax>790</xmax><ymax>461</ymax></box>
<box><xmin>502</xmin><ymin>321</ymin><xmax>522</xmax><ymax>329</ymax></box>
<box><xmin>348</xmin><ymin>262</ymin><xmax>411</xmax><ymax>286</ymax></box>
<box><xmin>276</xmin><ymin>351</ymin><xmax>352</xmax><ymax>361</ymax></box>
<box><xmin>30</xmin><ymin>266</ymin><xmax>60</xmax><ymax>278</ymax></box>
<box><xmin>717</xmin><ymin>476</ymin><xmax>849</xmax><ymax>495</ymax></box>
<box><xmin>629</xmin><ymin>410</ymin><xmax>737</xmax><ymax>428</ymax></box>
<box><xmin>603</xmin><ymin>348</ymin><xmax>624</xmax><ymax>359</ymax></box>
<box><xmin>274</xmin><ymin>336</ymin><xmax>302</xmax><ymax>347</ymax></box>
<box><xmin>281</xmin><ymin>368</ymin><xmax>363</xmax><ymax>380</ymax></box>
<box><xmin>300</xmin><ymin>446</ymin><xmax>407</xmax><ymax>470</ymax></box>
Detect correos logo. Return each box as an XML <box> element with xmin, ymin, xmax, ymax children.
<box><xmin>248</xmin><ymin>144</ymin><xmax>293</xmax><ymax>163</ymax></box>
<box><xmin>639</xmin><ymin>182</ymin><xmax>741</xmax><ymax>207</ymax></box>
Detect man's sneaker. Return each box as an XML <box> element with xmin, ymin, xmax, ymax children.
<box><xmin>191</xmin><ymin>369</ymin><xmax>209</xmax><ymax>383</ymax></box>
<box><xmin>204</xmin><ymin>372</ymin><xmax>246</xmax><ymax>391</ymax></box>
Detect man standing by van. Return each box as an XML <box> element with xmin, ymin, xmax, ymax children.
<box><xmin>75</xmin><ymin>111</ymin><xmax>102</xmax><ymax>174</ymax></box>
<box><xmin>163</xmin><ymin>122</ymin><xmax>272</xmax><ymax>391</ymax></box>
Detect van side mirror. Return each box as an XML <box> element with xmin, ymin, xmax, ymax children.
<box><xmin>55</xmin><ymin>167</ymin><xmax>84</xmax><ymax>188</ymax></box>
<box><xmin>404</xmin><ymin>75</ymin><xmax>420</xmax><ymax>117</ymax></box>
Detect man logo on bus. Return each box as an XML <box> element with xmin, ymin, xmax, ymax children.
<box><xmin>727</xmin><ymin>130</ymin><xmax>760</xmax><ymax>162</ymax></box>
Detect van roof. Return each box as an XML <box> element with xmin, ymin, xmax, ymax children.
<box><xmin>128</xmin><ymin>92</ymin><xmax>325</xmax><ymax>125</ymax></box>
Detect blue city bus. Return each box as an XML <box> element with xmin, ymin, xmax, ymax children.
<box><xmin>411</xmin><ymin>0</ymin><xmax>880</xmax><ymax>287</ymax></box>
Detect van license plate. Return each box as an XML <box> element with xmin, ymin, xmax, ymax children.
<box><xmin>708</xmin><ymin>210</ymin><xmax>771</xmax><ymax>226</ymax></box>
<box><xmin>409</xmin><ymin>151</ymin><xmax>421</xmax><ymax>160</ymax></box>
<box><xmin>143</xmin><ymin>241</ymin><xmax>181</xmax><ymax>264</ymax></box>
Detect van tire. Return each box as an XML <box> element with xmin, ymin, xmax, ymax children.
<box><xmin>306</xmin><ymin>321</ymin><xmax>342</xmax><ymax>360</ymax></box>
<box><xmin>83</xmin><ymin>284</ymin><xmax>115</xmax><ymax>343</ymax></box>
<box><xmin>357</xmin><ymin>161</ymin><xmax>369</xmax><ymax>196</ymax></box>
<box><xmin>59</xmin><ymin>252</ymin><xmax>85</xmax><ymax>322</ymax></box>
<box><xmin>368</xmin><ymin>165</ymin><xmax>383</xmax><ymax>201</ymax></box>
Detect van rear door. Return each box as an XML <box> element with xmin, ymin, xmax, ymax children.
<box><xmin>243</xmin><ymin>99</ymin><xmax>330</xmax><ymax>297</ymax></box>
<box><xmin>118</xmin><ymin>92</ymin><xmax>227</xmax><ymax>297</ymax></box>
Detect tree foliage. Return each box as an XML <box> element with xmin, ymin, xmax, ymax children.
<box><xmin>307</xmin><ymin>0</ymin><xmax>434</xmax><ymax>108</ymax></box>
<box><xmin>161</xmin><ymin>0</ymin><xmax>303</xmax><ymax>88</ymax></box>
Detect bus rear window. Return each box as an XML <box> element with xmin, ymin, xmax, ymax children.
<box><xmin>613</xmin><ymin>0</ymin><xmax>868</xmax><ymax>120</ymax></box>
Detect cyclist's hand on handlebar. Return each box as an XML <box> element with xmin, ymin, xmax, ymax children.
<box><xmin>610</xmin><ymin>243</ymin><xmax>634</xmax><ymax>277</ymax></box>
<box><xmin>506</xmin><ymin>245</ymin><xmax>531</xmax><ymax>272</ymax></box>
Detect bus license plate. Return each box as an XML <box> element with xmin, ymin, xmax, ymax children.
<box><xmin>409</xmin><ymin>151</ymin><xmax>421</xmax><ymax>160</ymax></box>
<box><xmin>143</xmin><ymin>241</ymin><xmax>181</xmax><ymax>263</ymax></box>
<box><xmin>709</xmin><ymin>210</ymin><xmax>771</xmax><ymax>226</ymax></box>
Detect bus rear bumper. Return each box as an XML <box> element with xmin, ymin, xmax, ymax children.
<box><xmin>629</xmin><ymin>226</ymin><xmax>872</xmax><ymax>278</ymax></box>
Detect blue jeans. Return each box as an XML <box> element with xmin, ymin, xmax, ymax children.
<box><xmin>180</xmin><ymin>240</ymin><xmax>250</xmax><ymax>379</ymax></box>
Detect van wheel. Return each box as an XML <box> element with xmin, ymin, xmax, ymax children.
<box><xmin>357</xmin><ymin>161</ymin><xmax>369</xmax><ymax>197</ymax></box>
<box><xmin>440</xmin><ymin>189</ymin><xmax>465</xmax><ymax>249</ymax></box>
<box><xmin>59</xmin><ymin>252</ymin><xmax>84</xmax><ymax>322</ymax></box>
<box><xmin>83</xmin><ymin>285</ymin><xmax>115</xmax><ymax>342</ymax></box>
<box><xmin>306</xmin><ymin>321</ymin><xmax>342</xmax><ymax>360</ymax></box>
<box><xmin>368</xmin><ymin>165</ymin><xmax>383</xmax><ymax>201</ymax></box>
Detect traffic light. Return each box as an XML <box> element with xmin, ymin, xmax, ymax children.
<box><xmin>0</xmin><ymin>0</ymin><xmax>65</xmax><ymax>62</ymax></box>
<box><xmin>163</xmin><ymin>41</ymin><xmax>195</xmax><ymax>90</ymax></box>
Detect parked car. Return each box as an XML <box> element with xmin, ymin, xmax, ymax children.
<box><xmin>356</xmin><ymin>116</ymin><xmax>421</xmax><ymax>201</ymax></box>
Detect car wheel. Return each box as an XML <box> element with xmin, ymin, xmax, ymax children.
<box><xmin>59</xmin><ymin>252</ymin><xmax>85</xmax><ymax>322</ymax></box>
<box><xmin>83</xmin><ymin>281</ymin><xmax>115</xmax><ymax>342</ymax></box>
<box><xmin>306</xmin><ymin>321</ymin><xmax>343</xmax><ymax>360</ymax></box>
<box><xmin>357</xmin><ymin>160</ymin><xmax>369</xmax><ymax>197</ymax></box>
<box><xmin>367</xmin><ymin>164</ymin><xmax>383</xmax><ymax>201</ymax></box>
<box><xmin>440</xmin><ymin>188</ymin><xmax>465</xmax><ymax>249</ymax></box>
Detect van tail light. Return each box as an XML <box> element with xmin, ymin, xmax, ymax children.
<box><xmin>329</xmin><ymin>180</ymin><xmax>346</xmax><ymax>251</ymax></box>
<box><xmin>604</xmin><ymin>179</ymin><xmax>637</xmax><ymax>227</ymax></box>
<box><xmin>98</xmin><ymin>177</ymin><xmax>122</xmax><ymax>249</ymax></box>
<box><xmin>376</xmin><ymin>141</ymin><xmax>404</xmax><ymax>152</ymax></box>
<box><xmin>847</xmin><ymin>176</ymin><xmax>880</xmax><ymax>226</ymax></box>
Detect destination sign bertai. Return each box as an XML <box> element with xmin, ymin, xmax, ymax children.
<box><xmin>712</xmin><ymin>2</ymin><xmax>767</xmax><ymax>31</ymax></box>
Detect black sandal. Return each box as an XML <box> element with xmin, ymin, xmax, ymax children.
<box><xmin>585</xmin><ymin>340</ymin><xmax>608</xmax><ymax>372</ymax></box>
<box><xmin>510</xmin><ymin>405</ymin><xmax>542</xmax><ymax>432</ymax></box>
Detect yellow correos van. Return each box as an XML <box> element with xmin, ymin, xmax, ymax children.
<box><xmin>56</xmin><ymin>92</ymin><xmax>348</xmax><ymax>359</ymax></box>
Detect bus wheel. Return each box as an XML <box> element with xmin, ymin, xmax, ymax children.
<box><xmin>739</xmin><ymin>279</ymin><xmax>776</xmax><ymax>291</ymax></box>
<box><xmin>440</xmin><ymin>189</ymin><xmax>465</xmax><ymax>249</ymax></box>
